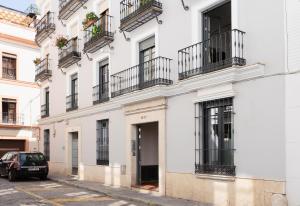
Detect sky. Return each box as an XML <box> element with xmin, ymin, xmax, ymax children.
<box><xmin>0</xmin><ymin>0</ymin><xmax>35</xmax><ymax>13</ymax></box>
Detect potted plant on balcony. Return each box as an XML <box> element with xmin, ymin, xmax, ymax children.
<box><xmin>56</xmin><ymin>36</ymin><xmax>68</xmax><ymax>49</ymax></box>
<box><xmin>82</xmin><ymin>12</ymin><xmax>98</xmax><ymax>29</ymax></box>
<box><xmin>140</xmin><ymin>0</ymin><xmax>152</xmax><ymax>7</ymax></box>
<box><xmin>33</xmin><ymin>57</ymin><xmax>41</xmax><ymax>65</ymax></box>
<box><xmin>91</xmin><ymin>25</ymin><xmax>102</xmax><ymax>37</ymax></box>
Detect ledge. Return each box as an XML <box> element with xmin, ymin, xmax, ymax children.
<box><xmin>196</xmin><ymin>173</ymin><xmax>236</xmax><ymax>182</ymax></box>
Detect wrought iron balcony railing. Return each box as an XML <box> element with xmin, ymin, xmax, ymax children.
<box><xmin>35</xmin><ymin>12</ymin><xmax>55</xmax><ymax>45</ymax></box>
<box><xmin>66</xmin><ymin>93</ymin><xmax>78</xmax><ymax>112</ymax></box>
<box><xmin>93</xmin><ymin>83</ymin><xmax>109</xmax><ymax>105</ymax></box>
<box><xmin>195</xmin><ymin>149</ymin><xmax>235</xmax><ymax>176</ymax></box>
<box><xmin>35</xmin><ymin>57</ymin><xmax>52</xmax><ymax>82</ymax></box>
<box><xmin>178</xmin><ymin>29</ymin><xmax>246</xmax><ymax>80</ymax></box>
<box><xmin>111</xmin><ymin>56</ymin><xmax>172</xmax><ymax>98</ymax></box>
<box><xmin>41</xmin><ymin>104</ymin><xmax>49</xmax><ymax>118</ymax></box>
<box><xmin>120</xmin><ymin>0</ymin><xmax>162</xmax><ymax>32</ymax></box>
<box><xmin>58</xmin><ymin>0</ymin><xmax>88</xmax><ymax>20</ymax></box>
<box><xmin>84</xmin><ymin>15</ymin><xmax>114</xmax><ymax>53</ymax></box>
<box><xmin>1</xmin><ymin>112</ymin><xmax>24</xmax><ymax>125</ymax></box>
<box><xmin>58</xmin><ymin>37</ymin><xmax>81</xmax><ymax>68</ymax></box>
<box><xmin>2</xmin><ymin>68</ymin><xmax>16</xmax><ymax>80</ymax></box>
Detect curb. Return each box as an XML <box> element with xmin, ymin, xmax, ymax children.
<box><xmin>48</xmin><ymin>177</ymin><xmax>163</xmax><ymax>206</ymax></box>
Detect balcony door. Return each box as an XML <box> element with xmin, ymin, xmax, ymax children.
<box><xmin>139</xmin><ymin>36</ymin><xmax>155</xmax><ymax>87</ymax></box>
<box><xmin>98</xmin><ymin>59</ymin><xmax>109</xmax><ymax>100</ymax></box>
<box><xmin>45</xmin><ymin>88</ymin><xmax>49</xmax><ymax>116</ymax></box>
<box><xmin>71</xmin><ymin>74</ymin><xmax>78</xmax><ymax>108</ymax></box>
<box><xmin>202</xmin><ymin>1</ymin><xmax>231</xmax><ymax>69</ymax></box>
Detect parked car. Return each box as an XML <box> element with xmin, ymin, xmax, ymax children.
<box><xmin>0</xmin><ymin>152</ymin><xmax>48</xmax><ymax>181</ymax></box>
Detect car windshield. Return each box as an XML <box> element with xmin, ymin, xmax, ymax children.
<box><xmin>19</xmin><ymin>153</ymin><xmax>45</xmax><ymax>164</ymax></box>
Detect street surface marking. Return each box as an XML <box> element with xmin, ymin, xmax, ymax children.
<box><xmin>39</xmin><ymin>183</ymin><xmax>62</xmax><ymax>189</ymax></box>
<box><xmin>0</xmin><ymin>188</ymin><xmax>18</xmax><ymax>196</ymax></box>
<box><xmin>15</xmin><ymin>187</ymin><xmax>63</xmax><ymax>206</ymax></box>
<box><xmin>64</xmin><ymin>191</ymin><xmax>88</xmax><ymax>197</ymax></box>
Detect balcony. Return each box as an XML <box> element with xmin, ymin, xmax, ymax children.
<box><xmin>111</xmin><ymin>56</ymin><xmax>172</xmax><ymax>98</ymax></box>
<box><xmin>0</xmin><ymin>112</ymin><xmax>24</xmax><ymax>126</ymax></box>
<box><xmin>58</xmin><ymin>37</ymin><xmax>81</xmax><ymax>68</ymax></box>
<box><xmin>178</xmin><ymin>29</ymin><xmax>246</xmax><ymax>80</ymax></box>
<box><xmin>66</xmin><ymin>93</ymin><xmax>78</xmax><ymax>112</ymax></box>
<box><xmin>41</xmin><ymin>104</ymin><xmax>49</xmax><ymax>118</ymax></box>
<box><xmin>195</xmin><ymin>149</ymin><xmax>235</xmax><ymax>176</ymax></box>
<box><xmin>58</xmin><ymin>0</ymin><xmax>88</xmax><ymax>20</ymax></box>
<box><xmin>35</xmin><ymin>12</ymin><xmax>55</xmax><ymax>45</ymax></box>
<box><xmin>93</xmin><ymin>83</ymin><xmax>109</xmax><ymax>105</ymax></box>
<box><xmin>35</xmin><ymin>57</ymin><xmax>52</xmax><ymax>82</ymax></box>
<box><xmin>120</xmin><ymin>0</ymin><xmax>162</xmax><ymax>32</ymax></box>
<box><xmin>84</xmin><ymin>15</ymin><xmax>114</xmax><ymax>53</ymax></box>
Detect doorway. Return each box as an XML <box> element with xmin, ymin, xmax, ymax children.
<box><xmin>136</xmin><ymin>122</ymin><xmax>159</xmax><ymax>190</ymax></box>
<box><xmin>71</xmin><ymin>132</ymin><xmax>79</xmax><ymax>175</ymax></box>
<box><xmin>202</xmin><ymin>1</ymin><xmax>232</xmax><ymax>69</ymax></box>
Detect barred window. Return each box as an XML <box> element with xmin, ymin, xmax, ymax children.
<box><xmin>195</xmin><ymin>98</ymin><xmax>235</xmax><ymax>176</ymax></box>
<box><xmin>44</xmin><ymin>129</ymin><xmax>50</xmax><ymax>161</ymax></box>
<box><xmin>96</xmin><ymin>119</ymin><xmax>109</xmax><ymax>165</ymax></box>
<box><xmin>2</xmin><ymin>53</ymin><xmax>16</xmax><ymax>80</ymax></box>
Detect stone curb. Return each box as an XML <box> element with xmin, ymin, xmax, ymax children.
<box><xmin>48</xmin><ymin>177</ymin><xmax>163</xmax><ymax>206</ymax></box>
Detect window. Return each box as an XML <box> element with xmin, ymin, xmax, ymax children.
<box><xmin>139</xmin><ymin>36</ymin><xmax>155</xmax><ymax>83</ymax></box>
<box><xmin>44</xmin><ymin>129</ymin><xmax>50</xmax><ymax>161</ymax></box>
<box><xmin>42</xmin><ymin>88</ymin><xmax>50</xmax><ymax>117</ymax></box>
<box><xmin>195</xmin><ymin>98</ymin><xmax>235</xmax><ymax>176</ymax></box>
<box><xmin>96</xmin><ymin>120</ymin><xmax>109</xmax><ymax>165</ymax></box>
<box><xmin>2</xmin><ymin>53</ymin><xmax>17</xmax><ymax>80</ymax></box>
<box><xmin>2</xmin><ymin>98</ymin><xmax>17</xmax><ymax>124</ymax></box>
<box><xmin>66</xmin><ymin>73</ymin><xmax>78</xmax><ymax>111</ymax></box>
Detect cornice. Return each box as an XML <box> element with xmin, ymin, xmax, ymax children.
<box><xmin>39</xmin><ymin>63</ymin><xmax>265</xmax><ymax>125</ymax></box>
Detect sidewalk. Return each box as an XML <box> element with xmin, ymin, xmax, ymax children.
<box><xmin>49</xmin><ymin>175</ymin><xmax>212</xmax><ymax>206</ymax></box>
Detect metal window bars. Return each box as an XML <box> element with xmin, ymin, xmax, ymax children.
<box><xmin>178</xmin><ymin>29</ymin><xmax>246</xmax><ymax>80</ymax></box>
<box><xmin>58</xmin><ymin>37</ymin><xmax>81</xmax><ymax>68</ymax></box>
<box><xmin>111</xmin><ymin>56</ymin><xmax>172</xmax><ymax>97</ymax></box>
<box><xmin>93</xmin><ymin>83</ymin><xmax>109</xmax><ymax>104</ymax></box>
<box><xmin>35</xmin><ymin>57</ymin><xmax>52</xmax><ymax>82</ymax></box>
<box><xmin>66</xmin><ymin>93</ymin><xmax>78</xmax><ymax>111</ymax></box>
<box><xmin>83</xmin><ymin>14</ymin><xmax>114</xmax><ymax>53</ymax></box>
<box><xmin>35</xmin><ymin>11</ymin><xmax>55</xmax><ymax>45</ymax></box>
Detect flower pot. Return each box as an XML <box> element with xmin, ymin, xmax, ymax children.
<box><xmin>84</xmin><ymin>19</ymin><xmax>97</xmax><ymax>30</ymax></box>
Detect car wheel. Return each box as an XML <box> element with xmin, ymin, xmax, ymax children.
<box><xmin>8</xmin><ymin>170</ymin><xmax>16</xmax><ymax>182</ymax></box>
<box><xmin>40</xmin><ymin>173</ymin><xmax>48</xmax><ymax>180</ymax></box>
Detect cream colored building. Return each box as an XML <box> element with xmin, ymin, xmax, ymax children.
<box><xmin>36</xmin><ymin>0</ymin><xmax>299</xmax><ymax>205</ymax></box>
<box><xmin>0</xmin><ymin>5</ymin><xmax>40</xmax><ymax>158</ymax></box>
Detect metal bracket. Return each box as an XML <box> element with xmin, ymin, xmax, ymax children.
<box><xmin>108</xmin><ymin>44</ymin><xmax>114</xmax><ymax>50</ymax></box>
<box><xmin>121</xmin><ymin>30</ymin><xmax>130</xmax><ymax>41</ymax></box>
<box><xmin>84</xmin><ymin>52</ymin><xmax>93</xmax><ymax>61</ymax></box>
<box><xmin>181</xmin><ymin>0</ymin><xmax>189</xmax><ymax>11</ymax></box>
<box><xmin>156</xmin><ymin>16</ymin><xmax>163</xmax><ymax>24</ymax></box>
<box><xmin>60</xmin><ymin>19</ymin><xmax>66</xmax><ymax>27</ymax></box>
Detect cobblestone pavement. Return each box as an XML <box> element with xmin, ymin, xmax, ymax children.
<box><xmin>0</xmin><ymin>177</ymin><xmax>147</xmax><ymax>206</ymax></box>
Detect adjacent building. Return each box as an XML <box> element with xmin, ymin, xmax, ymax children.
<box><xmin>0</xmin><ymin>5</ymin><xmax>40</xmax><ymax>157</ymax></box>
<box><xmin>35</xmin><ymin>0</ymin><xmax>300</xmax><ymax>205</ymax></box>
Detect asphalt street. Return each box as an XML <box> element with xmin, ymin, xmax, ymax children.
<box><xmin>0</xmin><ymin>177</ymin><xmax>147</xmax><ymax>206</ymax></box>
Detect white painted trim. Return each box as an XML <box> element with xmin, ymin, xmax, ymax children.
<box><xmin>39</xmin><ymin>63</ymin><xmax>265</xmax><ymax>125</ymax></box>
<box><xmin>194</xmin><ymin>83</ymin><xmax>234</xmax><ymax>103</ymax></box>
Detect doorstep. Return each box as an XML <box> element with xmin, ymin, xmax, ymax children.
<box><xmin>48</xmin><ymin>175</ymin><xmax>212</xmax><ymax>206</ymax></box>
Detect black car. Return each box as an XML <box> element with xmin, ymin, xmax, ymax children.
<box><xmin>0</xmin><ymin>152</ymin><xmax>48</xmax><ymax>181</ymax></box>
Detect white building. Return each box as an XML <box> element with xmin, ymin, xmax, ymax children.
<box><xmin>36</xmin><ymin>0</ymin><xmax>299</xmax><ymax>205</ymax></box>
<box><xmin>0</xmin><ymin>5</ymin><xmax>40</xmax><ymax>157</ymax></box>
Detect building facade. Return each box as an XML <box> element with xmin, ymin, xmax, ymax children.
<box><xmin>36</xmin><ymin>0</ymin><xmax>299</xmax><ymax>205</ymax></box>
<box><xmin>0</xmin><ymin>6</ymin><xmax>40</xmax><ymax>157</ymax></box>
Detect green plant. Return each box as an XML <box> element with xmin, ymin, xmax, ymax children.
<box><xmin>92</xmin><ymin>25</ymin><xmax>102</xmax><ymax>37</ymax></box>
<box><xmin>56</xmin><ymin>36</ymin><xmax>68</xmax><ymax>49</ymax></box>
<box><xmin>33</xmin><ymin>57</ymin><xmax>41</xmax><ymax>65</ymax></box>
<box><xmin>82</xmin><ymin>12</ymin><xmax>98</xmax><ymax>27</ymax></box>
<box><xmin>140</xmin><ymin>0</ymin><xmax>152</xmax><ymax>6</ymax></box>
